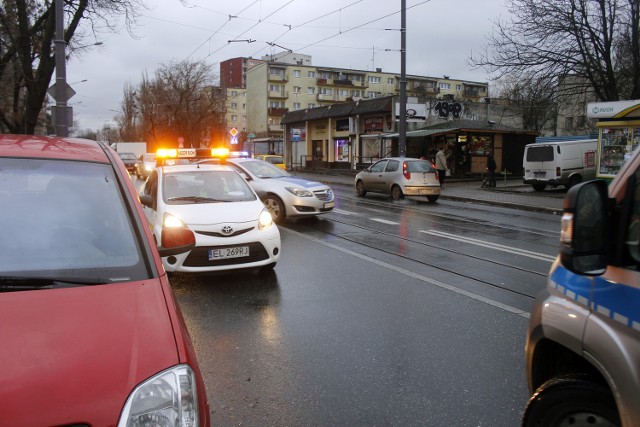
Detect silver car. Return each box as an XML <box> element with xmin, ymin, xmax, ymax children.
<box><xmin>226</xmin><ymin>158</ymin><xmax>335</xmax><ymax>223</ymax></box>
<box><xmin>355</xmin><ymin>157</ymin><xmax>441</xmax><ymax>201</ymax></box>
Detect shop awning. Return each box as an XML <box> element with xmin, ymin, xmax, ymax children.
<box><xmin>381</xmin><ymin>129</ymin><xmax>444</xmax><ymax>138</ymax></box>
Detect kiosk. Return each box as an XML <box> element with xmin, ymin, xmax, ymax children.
<box><xmin>587</xmin><ymin>99</ymin><xmax>640</xmax><ymax>179</ymax></box>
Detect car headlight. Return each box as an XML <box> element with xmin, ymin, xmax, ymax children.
<box><xmin>285</xmin><ymin>187</ymin><xmax>313</xmax><ymax>197</ymax></box>
<box><xmin>144</xmin><ymin>164</ymin><xmax>153</xmax><ymax>171</ymax></box>
<box><xmin>258</xmin><ymin>208</ymin><xmax>274</xmax><ymax>230</ymax></box>
<box><xmin>117</xmin><ymin>365</ymin><xmax>199</xmax><ymax>427</ymax></box>
<box><xmin>164</xmin><ymin>213</ymin><xmax>187</xmax><ymax>228</ymax></box>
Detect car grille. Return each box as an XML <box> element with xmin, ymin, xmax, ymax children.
<box><xmin>195</xmin><ymin>227</ymin><xmax>253</xmax><ymax>238</ymax></box>
<box><xmin>183</xmin><ymin>242</ymin><xmax>269</xmax><ymax>267</ymax></box>
<box><xmin>314</xmin><ymin>189</ymin><xmax>333</xmax><ymax>201</ymax></box>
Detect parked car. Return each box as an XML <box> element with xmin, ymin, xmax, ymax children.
<box><xmin>0</xmin><ymin>134</ymin><xmax>209</xmax><ymax>426</ymax></box>
<box><xmin>255</xmin><ymin>154</ymin><xmax>286</xmax><ymax>170</ymax></box>
<box><xmin>523</xmin><ymin>142</ymin><xmax>640</xmax><ymax>426</ymax></box>
<box><xmin>224</xmin><ymin>157</ymin><xmax>335</xmax><ymax>223</ymax></box>
<box><xmin>135</xmin><ymin>152</ymin><xmax>157</xmax><ymax>179</ymax></box>
<box><xmin>140</xmin><ymin>149</ymin><xmax>280</xmax><ymax>274</ymax></box>
<box><xmin>355</xmin><ymin>157</ymin><xmax>441</xmax><ymax>201</ymax></box>
<box><xmin>117</xmin><ymin>151</ymin><xmax>138</xmax><ymax>173</ymax></box>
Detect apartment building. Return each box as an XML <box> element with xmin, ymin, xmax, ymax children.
<box><xmin>224</xmin><ymin>87</ymin><xmax>247</xmax><ymax>138</ymax></box>
<box><xmin>245</xmin><ymin>60</ymin><xmax>489</xmax><ymax>141</ymax></box>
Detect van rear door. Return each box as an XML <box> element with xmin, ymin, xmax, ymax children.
<box><xmin>524</xmin><ymin>144</ymin><xmax>556</xmax><ymax>180</ymax></box>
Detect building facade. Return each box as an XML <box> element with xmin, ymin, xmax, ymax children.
<box><xmin>245</xmin><ymin>59</ymin><xmax>490</xmax><ymax>142</ymax></box>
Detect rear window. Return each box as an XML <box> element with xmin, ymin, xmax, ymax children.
<box><xmin>0</xmin><ymin>158</ymin><xmax>148</xmax><ymax>283</ymax></box>
<box><xmin>265</xmin><ymin>156</ymin><xmax>284</xmax><ymax>165</ymax></box>
<box><xmin>526</xmin><ymin>146</ymin><xmax>554</xmax><ymax>162</ymax></box>
<box><xmin>118</xmin><ymin>152</ymin><xmax>137</xmax><ymax>160</ymax></box>
<box><xmin>406</xmin><ymin>160</ymin><xmax>436</xmax><ymax>173</ymax></box>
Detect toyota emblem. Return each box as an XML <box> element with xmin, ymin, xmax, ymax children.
<box><xmin>221</xmin><ymin>225</ymin><xmax>233</xmax><ymax>235</ymax></box>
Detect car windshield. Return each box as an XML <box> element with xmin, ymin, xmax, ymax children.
<box><xmin>143</xmin><ymin>154</ymin><xmax>156</xmax><ymax>162</ymax></box>
<box><xmin>163</xmin><ymin>169</ymin><xmax>257</xmax><ymax>203</ymax></box>
<box><xmin>240</xmin><ymin>160</ymin><xmax>290</xmax><ymax>178</ymax></box>
<box><xmin>0</xmin><ymin>158</ymin><xmax>146</xmax><ymax>284</ymax></box>
<box><xmin>118</xmin><ymin>152</ymin><xmax>137</xmax><ymax>160</ymax></box>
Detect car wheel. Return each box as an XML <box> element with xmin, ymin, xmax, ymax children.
<box><xmin>391</xmin><ymin>185</ymin><xmax>403</xmax><ymax>200</ymax></box>
<box><xmin>522</xmin><ymin>375</ymin><xmax>620</xmax><ymax>427</ymax></box>
<box><xmin>263</xmin><ymin>195</ymin><xmax>286</xmax><ymax>223</ymax></box>
<box><xmin>532</xmin><ymin>183</ymin><xmax>547</xmax><ymax>192</ymax></box>
<box><xmin>356</xmin><ymin>180</ymin><xmax>367</xmax><ymax>197</ymax></box>
<box><xmin>427</xmin><ymin>195</ymin><xmax>439</xmax><ymax>202</ymax></box>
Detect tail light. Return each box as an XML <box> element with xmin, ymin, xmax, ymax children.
<box><xmin>556</xmin><ymin>166</ymin><xmax>561</xmax><ymax>177</ymax></box>
<box><xmin>403</xmin><ymin>161</ymin><xmax>410</xmax><ymax>180</ymax></box>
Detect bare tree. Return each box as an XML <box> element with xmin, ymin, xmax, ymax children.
<box><xmin>495</xmin><ymin>74</ymin><xmax>558</xmax><ymax>134</ymax></box>
<box><xmin>131</xmin><ymin>60</ymin><xmax>225</xmax><ymax>150</ymax></box>
<box><xmin>0</xmin><ymin>0</ymin><xmax>145</xmax><ymax>134</ymax></box>
<box><xmin>471</xmin><ymin>0</ymin><xmax>640</xmax><ymax>102</ymax></box>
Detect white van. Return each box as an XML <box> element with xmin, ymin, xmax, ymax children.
<box><xmin>523</xmin><ymin>139</ymin><xmax>597</xmax><ymax>191</ymax></box>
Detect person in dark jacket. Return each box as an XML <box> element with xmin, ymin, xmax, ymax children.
<box><xmin>487</xmin><ymin>152</ymin><xmax>497</xmax><ymax>187</ymax></box>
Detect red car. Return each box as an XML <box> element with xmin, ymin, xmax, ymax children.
<box><xmin>0</xmin><ymin>135</ymin><xmax>210</xmax><ymax>426</ymax></box>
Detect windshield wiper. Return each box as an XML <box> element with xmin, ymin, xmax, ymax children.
<box><xmin>168</xmin><ymin>196</ymin><xmax>230</xmax><ymax>203</ymax></box>
<box><xmin>0</xmin><ymin>276</ymin><xmax>108</xmax><ymax>292</ymax></box>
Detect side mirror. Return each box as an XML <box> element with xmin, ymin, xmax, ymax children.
<box><xmin>158</xmin><ymin>227</ymin><xmax>196</xmax><ymax>257</ymax></box>
<box><xmin>139</xmin><ymin>194</ymin><xmax>153</xmax><ymax>208</ymax></box>
<box><xmin>559</xmin><ymin>180</ymin><xmax>609</xmax><ymax>275</ymax></box>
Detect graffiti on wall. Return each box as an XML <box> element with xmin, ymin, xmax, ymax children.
<box><xmin>428</xmin><ymin>101</ymin><xmax>481</xmax><ymax>121</ymax></box>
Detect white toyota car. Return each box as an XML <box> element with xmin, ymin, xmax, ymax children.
<box><xmin>139</xmin><ymin>149</ymin><xmax>280</xmax><ymax>274</ymax></box>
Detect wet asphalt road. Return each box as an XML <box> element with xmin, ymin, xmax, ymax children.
<box><xmin>154</xmin><ymin>179</ymin><xmax>563</xmax><ymax>427</ymax></box>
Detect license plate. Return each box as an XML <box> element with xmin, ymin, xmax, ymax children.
<box><xmin>419</xmin><ymin>188</ymin><xmax>436</xmax><ymax>195</ymax></box>
<box><xmin>209</xmin><ymin>246</ymin><xmax>249</xmax><ymax>260</ymax></box>
<box><xmin>534</xmin><ymin>171</ymin><xmax>546</xmax><ymax>177</ymax></box>
<box><xmin>324</xmin><ymin>201</ymin><xmax>335</xmax><ymax>209</ymax></box>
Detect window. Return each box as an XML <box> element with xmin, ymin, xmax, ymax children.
<box><xmin>269</xmin><ymin>84</ymin><xmax>281</xmax><ymax>92</ymax></box>
<box><xmin>270</xmin><ymin>101</ymin><xmax>284</xmax><ymax>108</ymax></box>
<box><xmin>242</xmin><ymin>104</ymin><xmax>246</xmax><ymax>109</ymax></box>
<box><xmin>370</xmin><ymin>160</ymin><xmax>388</xmax><ymax>173</ymax></box>
<box><xmin>340</xmin><ymin>89</ymin><xmax>349</xmax><ymax>96</ymax></box>
<box><xmin>293</xmin><ymin>86</ymin><xmax>301</xmax><ymax>94</ymax></box>
<box><xmin>456</xmin><ymin>85</ymin><xmax>462</xmax><ymax>91</ymax></box>
<box><xmin>385</xmin><ymin>160</ymin><xmax>399</xmax><ymax>172</ymax></box>
<box><xmin>307</xmin><ymin>87</ymin><xmax>315</xmax><ymax>95</ymax></box>
<box><xmin>308</xmin><ymin>71</ymin><xmax>316</xmax><ymax>78</ymax></box>
<box><xmin>388</xmin><ymin>78</ymin><xmax>395</xmax><ymax>84</ymax></box>
<box><xmin>230</xmin><ymin>103</ymin><xmax>237</xmax><ymax>109</ymax></box>
<box><xmin>319</xmin><ymin>72</ymin><xmax>330</xmax><ymax>79</ymax></box>
<box><xmin>293</xmin><ymin>102</ymin><xmax>301</xmax><ymax>110</ymax></box>
<box><xmin>231</xmin><ymin>115</ymin><xmax>237</xmax><ymax>122</ymax></box>
<box><xmin>293</xmin><ymin>70</ymin><xmax>301</xmax><ymax>77</ymax></box>
<box><xmin>369</xmin><ymin>76</ymin><xmax>381</xmax><ymax>84</ymax></box>
<box><xmin>231</xmin><ymin>90</ymin><xmax>237</xmax><ymax>96</ymax></box>
<box><xmin>352</xmin><ymin>90</ymin><xmax>361</xmax><ymax>97</ymax></box>
<box><xmin>320</xmin><ymin>88</ymin><xmax>332</xmax><ymax>95</ymax></box>
<box><xmin>439</xmin><ymin>83</ymin><xmax>451</xmax><ymax>90</ymax></box>
<box><xmin>308</xmin><ymin>103</ymin><xmax>316</xmax><ymax>108</ymax></box>
<box><xmin>367</xmin><ymin>91</ymin><xmax>381</xmax><ymax>98</ymax></box>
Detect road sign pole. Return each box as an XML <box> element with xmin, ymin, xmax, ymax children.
<box><xmin>54</xmin><ymin>0</ymin><xmax>69</xmax><ymax>137</ymax></box>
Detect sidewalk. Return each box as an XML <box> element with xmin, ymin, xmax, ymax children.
<box><xmin>294</xmin><ymin>170</ymin><xmax>565</xmax><ymax>215</ymax></box>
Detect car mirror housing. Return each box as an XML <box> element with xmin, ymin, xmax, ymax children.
<box><xmin>139</xmin><ymin>194</ymin><xmax>153</xmax><ymax>208</ymax></box>
<box><xmin>559</xmin><ymin>180</ymin><xmax>609</xmax><ymax>275</ymax></box>
<box><xmin>158</xmin><ymin>228</ymin><xmax>196</xmax><ymax>257</ymax></box>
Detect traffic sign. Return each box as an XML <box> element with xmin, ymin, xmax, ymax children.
<box><xmin>230</xmin><ymin>127</ymin><xmax>238</xmax><ymax>137</ymax></box>
<box><xmin>47</xmin><ymin>82</ymin><xmax>76</xmax><ymax>102</ymax></box>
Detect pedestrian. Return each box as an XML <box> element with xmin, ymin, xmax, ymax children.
<box><xmin>487</xmin><ymin>152</ymin><xmax>497</xmax><ymax>188</ymax></box>
<box><xmin>435</xmin><ymin>144</ymin><xmax>449</xmax><ymax>188</ymax></box>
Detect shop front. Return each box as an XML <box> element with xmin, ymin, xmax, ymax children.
<box><xmin>587</xmin><ymin>100</ymin><xmax>640</xmax><ymax>179</ymax></box>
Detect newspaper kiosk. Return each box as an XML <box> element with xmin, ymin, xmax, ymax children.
<box><xmin>587</xmin><ymin>99</ymin><xmax>640</xmax><ymax>179</ymax></box>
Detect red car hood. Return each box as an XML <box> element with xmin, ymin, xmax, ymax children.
<box><xmin>0</xmin><ymin>280</ymin><xmax>179</xmax><ymax>426</ymax></box>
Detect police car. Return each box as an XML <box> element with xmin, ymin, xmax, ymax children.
<box><xmin>139</xmin><ymin>148</ymin><xmax>280</xmax><ymax>274</ymax></box>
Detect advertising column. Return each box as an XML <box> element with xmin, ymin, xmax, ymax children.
<box><xmin>588</xmin><ymin>100</ymin><xmax>640</xmax><ymax>179</ymax></box>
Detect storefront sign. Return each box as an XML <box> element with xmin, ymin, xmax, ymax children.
<box><xmin>335</xmin><ymin>119</ymin><xmax>350</xmax><ymax>132</ymax></box>
<box><xmin>588</xmin><ymin>100</ymin><xmax>640</xmax><ymax>119</ymax></box>
<box><xmin>364</xmin><ymin>117</ymin><xmax>384</xmax><ymax>133</ymax></box>
<box><xmin>394</xmin><ymin>103</ymin><xmax>427</xmax><ymax>122</ymax></box>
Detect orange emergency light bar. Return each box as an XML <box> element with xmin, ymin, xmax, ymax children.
<box><xmin>155</xmin><ymin>147</ymin><xmax>230</xmax><ymax>166</ymax></box>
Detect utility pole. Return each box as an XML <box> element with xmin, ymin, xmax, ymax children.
<box><xmin>54</xmin><ymin>0</ymin><xmax>69</xmax><ymax>137</ymax></box>
<box><xmin>398</xmin><ymin>0</ymin><xmax>407</xmax><ymax>157</ymax></box>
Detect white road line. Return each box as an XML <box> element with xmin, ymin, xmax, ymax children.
<box><xmin>282</xmin><ymin>228</ymin><xmax>531</xmax><ymax>319</ymax></box>
<box><xmin>332</xmin><ymin>209</ymin><xmax>356</xmax><ymax>215</ymax></box>
<box><xmin>371</xmin><ymin>218</ymin><xmax>399</xmax><ymax>225</ymax></box>
<box><xmin>421</xmin><ymin>229</ymin><xmax>556</xmax><ymax>262</ymax></box>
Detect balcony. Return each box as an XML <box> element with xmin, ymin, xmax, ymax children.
<box><xmin>268</xmin><ymin>72</ymin><xmax>288</xmax><ymax>82</ymax></box>
<box><xmin>316</xmin><ymin>93</ymin><xmax>336</xmax><ymax>102</ymax></box>
<box><xmin>333</xmin><ymin>79</ymin><xmax>353</xmax><ymax>86</ymax></box>
<box><xmin>268</xmin><ymin>107</ymin><xmax>289</xmax><ymax>116</ymax></box>
<box><xmin>268</xmin><ymin>90</ymin><xmax>289</xmax><ymax>99</ymax></box>
<box><xmin>268</xmin><ymin>124</ymin><xmax>283</xmax><ymax>132</ymax></box>
<box><xmin>316</xmin><ymin>78</ymin><xmax>328</xmax><ymax>85</ymax></box>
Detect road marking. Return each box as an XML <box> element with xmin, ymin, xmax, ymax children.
<box><xmin>421</xmin><ymin>229</ymin><xmax>556</xmax><ymax>262</ymax></box>
<box><xmin>332</xmin><ymin>208</ymin><xmax>356</xmax><ymax>215</ymax></box>
<box><xmin>371</xmin><ymin>218</ymin><xmax>398</xmax><ymax>225</ymax></box>
<box><xmin>282</xmin><ymin>228</ymin><xmax>531</xmax><ymax>319</ymax></box>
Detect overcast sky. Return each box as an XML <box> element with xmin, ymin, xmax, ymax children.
<box><xmin>62</xmin><ymin>0</ymin><xmax>510</xmax><ymax>132</ymax></box>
